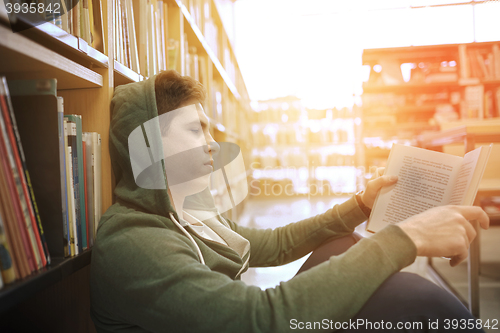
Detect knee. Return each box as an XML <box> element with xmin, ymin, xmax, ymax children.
<box><xmin>374</xmin><ymin>272</ymin><xmax>473</xmax><ymax>320</ymax></box>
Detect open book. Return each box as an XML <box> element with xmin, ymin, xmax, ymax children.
<box><xmin>367</xmin><ymin>143</ymin><xmax>492</xmax><ymax>233</ymax></box>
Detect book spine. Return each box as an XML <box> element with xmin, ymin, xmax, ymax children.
<box><xmin>84</xmin><ymin>133</ymin><xmax>95</xmax><ymax>247</ymax></box>
<box><xmin>63</xmin><ymin>119</ymin><xmax>71</xmax><ymax>257</ymax></box>
<box><xmin>0</xmin><ymin>207</ymin><xmax>16</xmax><ymax>284</ymax></box>
<box><xmin>126</xmin><ymin>0</ymin><xmax>140</xmax><ymax>73</ymax></box>
<box><xmin>0</xmin><ymin>153</ymin><xmax>28</xmax><ymax>279</ymax></box>
<box><xmin>493</xmin><ymin>44</ymin><xmax>500</xmax><ymax>79</ymax></box>
<box><xmin>93</xmin><ymin>133</ymin><xmax>102</xmax><ymax>232</ymax></box>
<box><xmin>0</xmin><ymin>115</ymin><xmax>35</xmax><ymax>273</ymax></box>
<box><xmin>88</xmin><ymin>0</ymin><xmax>95</xmax><ymax>47</ymax></box>
<box><xmin>65</xmin><ymin>115</ymin><xmax>87</xmax><ymax>251</ymax></box>
<box><xmin>67</xmin><ymin>121</ymin><xmax>82</xmax><ymax>254</ymax></box>
<box><xmin>148</xmin><ymin>0</ymin><xmax>157</xmax><ymax>75</ymax></box>
<box><xmin>82</xmin><ymin>137</ymin><xmax>90</xmax><ymax>248</ymax></box>
<box><xmin>58</xmin><ymin>98</ymin><xmax>70</xmax><ymax>258</ymax></box>
<box><xmin>120</xmin><ymin>0</ymin><xmax>131</xmax><ymax>68</ymax></box>
<box><xmin>67</xmin><ymin>145</ymin><xmax>79</xmax><ymax>256</ymax></box>
<box><xmin>75</xmin><ymin>116</ymin><xmax>87</xmax><ymax>250</ymax></box>
<box><xmin>61</xmin><ymin>0</ymin><xmax>69</xmax><ymax>33</ymax></box>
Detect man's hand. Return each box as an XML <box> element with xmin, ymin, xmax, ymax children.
<box><xmin>398</xmin><ymin>205</ymin><xmax>490</xmax><ymax>267</ymax></box>
<box><xmin>361</xmin><ymin>167</ymin><xmax>398</xmax><ymax>209</ymax></box>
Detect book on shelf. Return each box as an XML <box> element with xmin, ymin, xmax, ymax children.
<box><xmin>167</xmin><ymin>38</ymin><xmax>180</xmax><ymax>71</ymax></box>
<box><xmin>461</xmin><ymin>85</ymin><xmax>485</xmax><ymax>120</ymax></box>
<box><xmin>82</xmin><ymin>136</ymin><xmax>89</xmax><ymax>249</ymax></box>
<box><xmin>0</xmin><ymin>207</ymin><xmax>16</xmax><ymax>286</ymax></box>
<box><xmin>0</xmin><ymin>83</ymin><xmax>32</xmax><ymax>280</ymax></box>
<box><xmin>367</xmin><ymin>143</ymin><xmax>492</xmax><ymax>233</ymax></box>
<box><xmin>57</xmin><ymin>98</ymin><xmax>70</xmax><ymax>258</ymax></box>
<box><xmin>83</xmin><ymin>132</ymin><xmax>95</xmax><ymax>247</ymax></box>
<box><xmin>148</xmin><ymin>0</ymin><xmax>158</xmax><ymax>76</ymax></box>
<box><xmin>63</xmin><ymin>118</ymin><xmax>73</xmax><ymax>256</ymax></box>
<box><xmin>158</xmin><ymin>0</ymin><xmax>167</xmax><ymax>71</ymax></box>
<box><xmin>65</xmin><ymin>114</ymin><xmax>87</xmax><ymax>252</ymax></box>
<box><xmin>124</xmin><ymin>0</ymin><xmax>140</xmax><ymax>73</ymax></box>
<box><xmin>66</xmin><ymin>143</ymin><xmax>78</xmax><ymax>255</ymax></box>
<box><xmin>91</xmin><ymin>132</ymin><xmax>102</xmax><ymax>237</ymax></box>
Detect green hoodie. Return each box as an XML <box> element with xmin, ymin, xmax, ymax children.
<box><xmin>90</xmin><ymin>75</ymin><xmax>418</xmax><ymax>333</ymax></box>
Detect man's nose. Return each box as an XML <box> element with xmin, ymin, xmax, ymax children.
<box><xmin>205</xmin><ymin>141</ymin><xmax>220</xmax><ymax>156</ymax></box>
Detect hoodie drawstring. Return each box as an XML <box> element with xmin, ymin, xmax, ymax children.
<box><xmin>169</xmin><ymin>212</ymin><xmax>206</xmax><ymax>265</ymax></box>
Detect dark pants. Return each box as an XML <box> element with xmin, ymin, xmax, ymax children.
<box><xmin>295</xmin><ymin>233</ymin><xmax>485</xmax><ymax>332</ymax></box>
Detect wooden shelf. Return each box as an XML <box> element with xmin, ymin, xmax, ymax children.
<box><xmin>363</xmin><ymin>105</ymin><xmax>437</xmax><ymax>115</ymax></box>
<box><xmin>362</xmin><ymin>43</ymin><xmax>459</xmax><ymax>65</ymax></box>
<box><xmin>176</xmin><ymin>0</ymin><xmax>241</xmax><ymax>100</ymax></box>
<box><xmin>18</xmin><ymin>21</ymin><xmax>108</xmax><ymax>69</ymax></box>
<box><xmin>114</xmin><ymin>60</ymin><xmax>143</xmax><ymax>86</ymax></box>
<box><xmin>0</xmin><ymin>250</ymin><xmax>92</xmax><ymax>314</ymax></box>
<box><xmin>362</xmin><ymin>81</ymin><xmax>461</xmax><ymax>94</ymax></box>
<box><xmin>0</xmin><ymin>25</ymin><xmax>103</xmax><ymax>89</ymax></box>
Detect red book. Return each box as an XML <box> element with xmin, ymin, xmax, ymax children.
<box><xmin>0</xmin><ymin>93</ymin><xmax>47</xmax><ymax>267</ymax></box>
<box><xmin>0</xmin><ymin>119</ymin><xmax>35</xmax><ymax>274</ymax></box>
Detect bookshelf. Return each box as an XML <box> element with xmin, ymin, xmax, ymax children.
<box><xmin>249</xmin><ymin>97</ymin><xmax>359</xmax><ymax>196</ymax></box>
<box><xmin>360</xmin><ymin>41</ymin><xmax>500</xmax><ymax>170</ymax></box>
<box><xmin>0</xmin><ymin>0</ymin><xmax>250</xmax><ymax>331</ymax></box>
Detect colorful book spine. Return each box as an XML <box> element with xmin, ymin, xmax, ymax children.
<box><xmin>0</xmin><ymin>112</ymin><xmax>35</xmax><ymax>273</ymax></box>
<box><xmin>4</xmin><ymin>78</ymin><xmax>56</xmax><ymax>266</ymax></box>
<box><xmin>0</xmin><ymin>86</ymin><xmax>46</xmax><ymax>270</ymax></box>
<box><xmin>0</xmin><ymin>207</ymin><xmax>16</xmax><ymax>285</ymax></box>
<box><xmin>1</xmin><ymin>78</ymin><xmax>49</xmax><ymax>267</ymax></box>
<box><xmin>0</xmin><ymin>148</ymin><xmax>29</xmax><ymax>279</ymax></box>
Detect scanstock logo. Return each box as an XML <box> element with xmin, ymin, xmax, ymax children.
<box><xmin>3</xmin><ymin>0</ymin><xmax>80</xmax><ymax>33</ymax></box>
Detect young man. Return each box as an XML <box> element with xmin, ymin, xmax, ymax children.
<box><xmin>90</xmin><ymin>70</ymin><xmax>489</xmax><ymax>332</ymax></box>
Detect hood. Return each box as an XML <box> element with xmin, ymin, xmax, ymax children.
<box><xmin>110</xmin><ymin>75</ymin><xmax>178</xmax><ymax>220</ymax></box>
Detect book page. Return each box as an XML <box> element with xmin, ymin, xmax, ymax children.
<box><xmin>367</xmin><ymin>144</ymin><xmax>463</xmax><ymax>233</ymax></box>
<box><xmin>449</xmin><ymin>145</ymin><xmax>492</xmax><ymax>206</ymax></box>
<box><xmin>446</xmin><ymin>146</ymin><xmax>482</xmax><ymax>205</ymax></box>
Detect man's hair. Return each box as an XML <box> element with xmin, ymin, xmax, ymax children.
<box><xmin>155</xmin><ymin>70</ymin><xmax>207</xmax><ymax>115</ymax></box>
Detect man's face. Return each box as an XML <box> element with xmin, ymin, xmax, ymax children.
<box><xmin>161</xmin><ymin>103</ymin><xmax>218</xmax><ymax>194</ymax></box>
